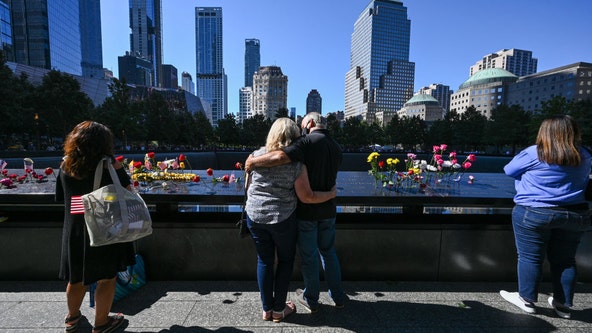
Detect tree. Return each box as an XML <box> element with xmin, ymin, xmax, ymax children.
<box><xmin>34</xmin><ymin>70</ymin><xmax>94</xmax><ymax>141</ymax></box>
<box><xmin>455</xmin><ymin>107</ymin><xmax>487</xmax><ymax>152</ymax></box>
<box><xmin>240</xmin><ymin>114</ymin><xmax>270</xmax><ymax>147</ymax></box>
<box><xmin>0</xmin><ymin>51</ymin><xmax>35</xmax><ymax>146</ymax></box>
<box><xmin>143</xmin><ymin>92</ymin><xmax>177</xmax><ymax>147</ymax></box>
<box><xmin>398</xmin><ymin>116</ymin><xmax>426</xmax><ymax>151</ymax></box>
<box><xmin>215</xmin><ymin>113</ymin><xmax>240</xmax><ymax>147</ymax></box>
<box><xmin>486</xmin><ymin>104</ymin><xmax>531</xmax><ymax>154</ymax></box>
<box><xmin>340</xmin><ymin>117</ymin><xmax>367</xmax><ymax>149</ymax></box>
<box><xmin>193</xmin><ymin>111</ymin><xmax>215</xmax><ymax>147</ymax></box>
<box><xmin>326</xmin><ymin>113</ymin><xmax>342</xmax><ymax>140</ymax></box>
<box><xmin>274</xmin><ymin>108</ymin><xmax>289</xmax><ymax>120</ymax></box>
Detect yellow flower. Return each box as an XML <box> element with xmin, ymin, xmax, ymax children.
<box><xmin>367</xmin><ymin>152</ymin><xmax>380</xmax><ymax>163</ymax></box>
<box><xmin>386</xmin><ymin>158</ymin><xmax>399</xmax><ymax>166</ymax></box>
<box><xmin>180</xmin><ymin>162</ymin><xmax>185</xmax><ymax>169</ymax></box>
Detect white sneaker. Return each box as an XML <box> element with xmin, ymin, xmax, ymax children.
<box><xmin>548</xmin><ymin>297</ymin><xmax>571</xmax><ymax>319</ymax></box>
<box><xmin>500</xmin><ymin>290</ymin><xmax>536</xmax><ymax>314</ymax></box>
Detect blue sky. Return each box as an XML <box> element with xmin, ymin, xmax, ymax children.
<box><xmin>100</xmin><ymin>0</ymin><xmax>592</xmax><ymax>117</ymax></box>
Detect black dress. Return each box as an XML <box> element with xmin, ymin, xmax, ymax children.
<box><xmin>56</xmin><ymin>164</ymin><xmax>136</xmax><ymax>285</ymax></box>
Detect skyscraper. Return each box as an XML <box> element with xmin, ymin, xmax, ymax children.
<box><xmin>252</xmin><ymin>66</ymin><xmax>287</xmax><ymax>120</ymax></box>
<box><xmin>195</xmin><ymin>7</ymin><xmax>227</xmax><ymax>125</ymax></box>
<box><xmin>9</xmin><ymin>0</ymin><xmax>83</xmax><ymax>75</ymax></box>
<box><xmin>470</xmin><ymin>49</ymin><xmax>537</xmax><ymax>77</ymax></box>
<box><xmin>417</xmin><ymin>84</ymin><xmax>452</xmax><ymax>114</ymax></box>
<box><xmin>129</xmin><ymin>0</ymin><xmax>162</xmax><ymax>86</ymax></box>
<box><xmin>244</xmin><ymin>39</ymin><xmax>260</xmax><ymax>87</ymax></box>
<box><xmin>306</xmin><ymin>89</ymin><xmax>322</xmax><ymax>114</ymax></box>
<box><xmin>181</xmin><ymin>71</ymin><xmax>195</xmax><ymax>95</ymax></box>
<box><xmin>79</xmin><ymin>0</ymin><xmax>103</xmax><ymax>78</ymax></box>
<box><xmin>344</xmin><ymin>0</ymin><xmax>415</xmax><ymax>123</ymax></box>
<box><xmin>0</xmin><ymin>0</ymin><xmax>13</xmax><ymax>62</ymax></box>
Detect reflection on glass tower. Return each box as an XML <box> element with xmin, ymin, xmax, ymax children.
<box><xmin>0</xmin><ymin>0</ymin><xmax>13</xmax><ymax>61</ymax></box>
<box><xmin>195</xmin><ymin>7</ymin><xmax>227</xmax><ymax>126</ymax></box>
<box><xmin>9</xmin><ymin>0</ymin><xmax>83</xmax><ymax>75</ymax></box>
<box><xmin>344</xmin><ymin>0</ymin><xmax>415</xmax><ymax>123</ymax></box>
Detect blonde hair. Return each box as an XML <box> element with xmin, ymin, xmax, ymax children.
<box><xmin>265</xmin><ymin>117</ymin><xmax>300</xmax><ymax>152</ymax></box>
<box><xmin>536</xmin><ymin>115</ymin><xmax>582</xmax><ymax>166</ymax></box>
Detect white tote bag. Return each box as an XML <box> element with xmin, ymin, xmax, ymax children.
<box><xmin>82</xmin><ymin>157</ymin><xmax>152</xmax><ymax>246</ymax></box>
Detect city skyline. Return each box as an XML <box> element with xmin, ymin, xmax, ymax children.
<box><xmin>100</xmin><ymin>0</ymin><xmax>592</xmax><ymax>117</ymax></box>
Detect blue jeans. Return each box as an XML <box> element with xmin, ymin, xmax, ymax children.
<box><xmin>247</xmin><ymin>214</ymin><xmax>298</xmax><ymax>312</ymax></box>
<box><xmin>297</xmin><ymin>216</ymin><xmax>345</xmax><ymax>306</ymax></box>
<box><xmin>512</xmin><ymin>205</ymin><xmax>590</xmax><ymax>306</ymax></box>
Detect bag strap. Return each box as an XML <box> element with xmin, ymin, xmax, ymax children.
<box><xmin>92</xmin><ymin>157</ymin><xmax>130</xmax><ymax>231</ymax></box>
<box><xmin>241</xmin><ymin>172</ymin><xmax>251</xmax><ymax>219</ymax></box>
<box><xmin>92</xmin><ymin>157</ymin><xmax>122</xmax><ymax>190</ymax></box>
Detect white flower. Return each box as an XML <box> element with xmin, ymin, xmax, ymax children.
<box><xmin>442</xmin><ymin>160</ymin><xmax>453</xmax><ymax>168</ymax></box>
<box><xmin>426</xmin><ymin>165</ymin><xmax>438</xmax><ymax>172</ymax></box>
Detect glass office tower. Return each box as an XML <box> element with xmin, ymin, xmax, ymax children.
<box><xmin>79</xmin><ymin>0</ymin><xmax>103</xmax><ymax>78</ymax></box>
<box><xmin>0</xmin><ymin>0</ymin><xmax>13</xmax><ymax>61</ymax></box>
<box><xmin>195</xmin><ymin>7</ymin><xmax>227</xmax><ymax>125</ymax></box>
<box><xmin>10</xmin><ymin>0</ymin><xmax>82</xmax><ymax>75</ymax></box>
<box><xmin>129</xmin><ymin>0</ymin><xmax>162</xmax><ymax>87</ymax></box>
<box><xmin>344</xmin><ymin>0</ymin><xmax>415</xmax><ymax>123</ymax></box>
<box><xmin>244</xmin><ymin>38</ymin><xmax>260</xmax><ymax>88</ymax></box>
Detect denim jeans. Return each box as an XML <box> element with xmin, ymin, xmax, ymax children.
<box><xmin>512</xmin><ymin>205</ymin><xmax>590</xmax><ymax>306</ymax></box>
<box><xmin>247</xmin><ymin>214</ymin><xmax>298</xmax><ymax>312</ymax></box>
<box><xmin>297</xmin><ymin>216</ymin><xmax>345</xmax><ymax>306</ymax></box>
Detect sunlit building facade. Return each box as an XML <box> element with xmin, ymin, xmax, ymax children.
<box><xmin>344</xmin><ymin>0</ymin><xmax>415</xmax><ymax>123</ymax></box>
<box><xmin>252</xmin><ymin>66</ymin><xmax>287</xmax><ymax>120</ymax></box>
<box><xmin>129</xmin><ymin>0</ymin><xmax>162</xmax><ymax>86</ymax></box>
<box><xmin>470</xmin><ymin>49</ymin><xmax>537</xmax><ymax>77</ymax></box>
<box><xmin>195</xmin><ymin>7</ymin><xmax>227</xmax><ymax>125</ymax></box>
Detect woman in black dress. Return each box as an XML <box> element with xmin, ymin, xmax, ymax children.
<box><xmin>56</xmin><ymin>121</ymin><xmax>135</xmax><ymax>333</ymax></box>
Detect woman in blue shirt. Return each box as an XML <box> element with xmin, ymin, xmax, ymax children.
<box><xmin>500</xmin><ymin>115</ymin><xmax>592</xmax><ymax>319</ymax></box>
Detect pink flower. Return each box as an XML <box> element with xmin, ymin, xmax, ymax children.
<box><xmin>468</xmin><ymin>154</ymin><xmax>477</xmax><ymax>162</ymax></box>
<box><xmin>436</xmin><ymin>159</ymin><xmax>444</xmax><ymax>165</ymax></box>
<box><xmin>463</xmin><ymin>161</ymin><xmax>472</xmax><ymax>169</ymax></box>
<box><xmin>449</xmin><ymin>152</ymin><xmax>457</xmax><ymax>159</ymax></box>
<box><xmin>433</xmin><ymin>145</ymin><xmax>440</xmax><ymax>153</ymax></box>
<box><xmin>440</xmin><ymin>144</ymin><xmax>448</xmax><ymax>151</ymax></box>
<box><xmin>158</xmin><ymin>161</ymin><xmax>168</xmax><ymax>171</ymax></box>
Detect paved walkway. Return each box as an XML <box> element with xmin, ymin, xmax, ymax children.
<box><xmin>1</xmin><ymin>280</ymin><xmax>591</xmax><ymax>332</ymax></box>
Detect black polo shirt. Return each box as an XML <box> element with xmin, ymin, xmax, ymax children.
<box><xmin>283</xmin><ymin>129</ymin><xmax>342</xmax><ymax>220</ymax></box>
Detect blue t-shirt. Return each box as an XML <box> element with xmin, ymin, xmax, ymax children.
<box><xmin>504</xmin><ymin>145</ymin><xmax>592</xmax><ymax>207</ymax></box>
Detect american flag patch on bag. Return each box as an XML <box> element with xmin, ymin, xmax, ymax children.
<box><xmin>70</xmin><ymin>195</ymin><xmax>85</xmax><ymax>215</ymax></box>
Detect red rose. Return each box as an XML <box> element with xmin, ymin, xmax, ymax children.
<box><xmin>133</xmin><ymin>161</ymin><xmax>143</xmax><ymax>169</ymax></box>
<box><xmin>147</xmin><ymin>152</ymin><xmax>155</xmax><ymax>159</ymax></box>
<box><xmin>9</xmin><ymin>174</ymin><xmax>17</xmax><ymax>179</ymax></box>
<box><xmin>17</xmin><ymin>175</ymin><xmax>27</xmax><ymax>182</ymax></box>
<box><xmin>44</xmin><ymin>167</ymin><xmax>54</xmax><ymax>175</ymax></box>
<box><xmin>378</xmin><ymin>161</ymin><xmax>385</xmax><ymax>168</ymax></box>
<box><xmin>1</xmin><ymin>170</ymin><xmax>7</xmax><ymax>176</ymax></box>
<box><xmin>222</xmin><ymin>174</ymin><xmax>230</xmax><ymax>182</ymax></box>
<box><xmin>115</xmin><ymin>155</ymin><xmax>124</xmax><ymax>162</ymax></box>
<box><xmin>179</xmin><ymin>154</ymin><xmax>186</xmax><ymax>161</ymax></box>
<box><xmin>206</xmin><ymin>168</ymin><xmax>213</xmax><ymax>176</ymax></box>
<box><xmin>192</xmin><ymin>175</ymin><xmax>201</xmax><ymax>182</ymax></box>
<box><xmin>133</xmin><ymin>180</ymin><xmax>139</xmax><ymax>187</ymax></box>
<box><xmin>235</xmin><ymin>162</ymin><xmax>243</xmax><ymax>170</ymax></box>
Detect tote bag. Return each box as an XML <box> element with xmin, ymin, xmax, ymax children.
<box><xmin>82</xmin><ymin>158</ymin><xmax>152</xmax><ymax>247</ymax></box>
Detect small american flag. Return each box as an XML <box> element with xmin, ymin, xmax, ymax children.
<box><xmin>0</xmin><ymin>160</ymin><xmax>6</xmax><ymax>171</ymax></box>
<box><xmin>70</xmin><ymin>196</ymin><xmax>85</xmax><ymax>215</ymax></box>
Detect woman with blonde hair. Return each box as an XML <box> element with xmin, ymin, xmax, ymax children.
<box><xmin>56</xmin><ymin>121</ymin><xmax>135</xmax><ymax>333</ymax></box>
<box><xmin>501</xmin><ymin>115</ymin><xmax>592</xmax><ymax>319</ymax></box>
<box><xmin>246</xmin><ymin>117</ymin><xmax>336</xmax><ymax>323</ymax></box>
